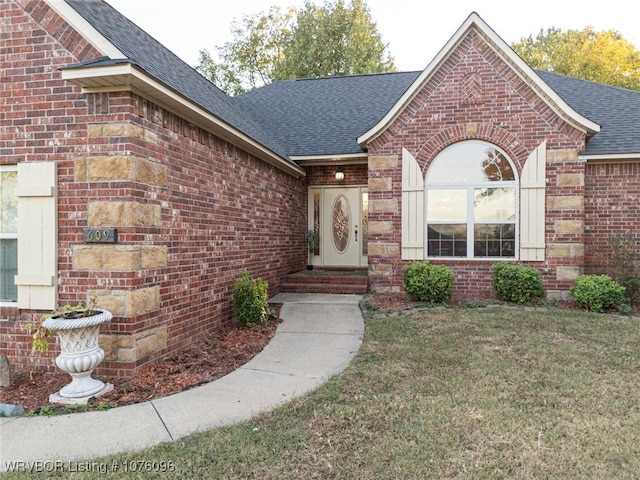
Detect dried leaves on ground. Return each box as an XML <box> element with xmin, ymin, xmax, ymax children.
<box><xmin>0</xmin><ymin>318</ymin><xmax>280</xmax><ymax>414</ymax></box>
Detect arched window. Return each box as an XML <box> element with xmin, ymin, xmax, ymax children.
<box><xmin>426</xmin><ymin>140</ymin><xmax>518</xmax><ymax>258</ymax></box>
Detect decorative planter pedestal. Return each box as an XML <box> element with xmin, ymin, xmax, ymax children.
<box><xmin>42</xmin><ymin>309</ymin><xmax>113</xmax><ymax>405</ymax></box>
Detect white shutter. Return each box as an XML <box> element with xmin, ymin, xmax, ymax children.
<box><xmin>15</xmin><ymin>162</ymin><xmax>57</xmax><ymax>309</ymax></box>
<box><xmin>401</xmin><ymin>148</ymin><xmax>424</xmax><ymax>260</ymax></box>
<box><xmin>520</xmin><ymin>141</ymin><xmax>546</xmax><ymax>261</ymax></box>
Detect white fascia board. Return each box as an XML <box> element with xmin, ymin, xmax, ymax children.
<box><xmin>62</xmin><ymin>64</ymin><xmax>305</xmax><ymax>178</ymax></box>
<box><xmin>290</xmin><ymin>153</ymin><xmax>367</xmax><ymax>166</ymax></box>
<box><xmin>581</xmin><ymin>153</ymin><xmax>640</xmax><ymax>162</ymax></box>
<box><xmin>358</xmin><ymin>12</ymin><xmax>600</xmax><ymax>147</ymax></box>
<box><xmin>45</xmin><ymin>0</ymin><xmax>124</xmax><ymax>58</ymax></box>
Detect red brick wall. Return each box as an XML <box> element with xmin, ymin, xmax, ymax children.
<box><xmin>366</xmin><ymin>30</ymin><xmax>587</xmax><ymax>300</ymax></box>
<box><xmin>585</xmin><ymin>161</ymin><xmax>640</xmax><ymax>273</ymax></box>
<box><xmin>0</xmin><ymin>0</ymin><xmax>307</xmax><ymax>377</ymax></box>
<box><xmin>306</xmin><ymin>163</ymin><xmax>368</xmax><ymax>186</ymax></box>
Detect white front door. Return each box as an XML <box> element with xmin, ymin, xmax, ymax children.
<box><xmin>309</xmin><ymin>187</ymin><xmax>367</xmax><ymax>268</ymax></box>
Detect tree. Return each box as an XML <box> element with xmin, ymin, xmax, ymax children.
<box><xmin>197</xmin><ymin>6</ymin><xmax>295</xmax><ymax>95</ymax></box>
<box><xmin>512</xmin><ymin>27</ymin><xmax>640</xmax><ymax>91</ymax></box>
<box><xmin>273</xmin><ymin>0</ymin><xmax>395</xmax><ymax>80</ymax></box>
<box><xmin>196</xmin><ymin>0</ymin><xmax>395</xmax><ymax>94</ymax></box>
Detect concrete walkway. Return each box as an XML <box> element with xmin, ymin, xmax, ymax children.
<box><xmin>0</xmin><ymin>294</ymin><xmax>364</xmax><ymax>470</ymax></box>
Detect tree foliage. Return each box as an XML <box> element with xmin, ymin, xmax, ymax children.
<box><xmin>196</xmin><ymin>0</ymin><xmax>395</xmax><ymax>94</ymax></box>
<box><xmin>512</xmin><ymin>26</ymin><xmax>640</xmax><ymax>91</ymax></box>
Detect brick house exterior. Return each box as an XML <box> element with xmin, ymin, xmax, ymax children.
<box><xmin>2</xmin><ymin>1</ymin><xmax>639</xmax><ymax>378</ymax></box>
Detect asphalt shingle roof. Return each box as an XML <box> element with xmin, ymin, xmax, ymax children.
<box><xmin>65</xmin><ymin>1</ymin><xmax>639</xmax><ymax>160</ymax></box>
<box><xmin>235</xmin><ymin>72</ymin><xmax>421</xmax><ymax>157</ymax></box>
<box><xmin>537</xmin><ymin>71</ymin><xmax>640</xmax><ymax>156</ymax></box>
<box><xmin>65</xmin><ymin>0</ymin><xmax>294</xmax><ymax>162</ymax></box>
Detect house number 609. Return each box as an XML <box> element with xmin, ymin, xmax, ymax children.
<box><xmin>83</xmin><ymin>227</ymin><xmax>118</xmax><ymax>243</ymax></box>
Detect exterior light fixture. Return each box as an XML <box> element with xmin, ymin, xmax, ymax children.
<box><xmin>335</xmin><ymin>168</ymin><xmax>344</xmax><ymax>181</ymax></box>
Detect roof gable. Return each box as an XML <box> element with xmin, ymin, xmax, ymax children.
<box><xmin>50</xmin><ymin>0</ymin><xmax>303</xmax><ymax>176</ymax></box>
<box><xmin>357</xmin><ymin>12</ymin><xmax>600</xmax><ymax>147</ymax></box>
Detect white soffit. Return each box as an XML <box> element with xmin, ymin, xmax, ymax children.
<box><xmin>357</xmin><ymin>12</ymin><xmax>600</xmax><ymax>147</ymax></box>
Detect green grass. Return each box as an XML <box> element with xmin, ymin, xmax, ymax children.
<box><xmin>5</xmin><ymin>307</ymin><xmax>640</xmax><ymax>479</ymax></box>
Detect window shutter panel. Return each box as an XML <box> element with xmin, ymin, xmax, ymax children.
<box><xmin>520</xmin><ymin>141</ymin><xmax>546</xmax><ymax>261</ymax></box>
<box><xmin>401</xmin><ymin>148</ymin><xmax>424</xmax><ymax>260</ymax></box>
<box><xmin>15</xmin><ymin>162</ymin><xmax>57</xmax><ymax>309</ymax></box>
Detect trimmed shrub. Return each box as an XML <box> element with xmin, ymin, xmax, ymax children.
<box><xmin>403</xmin><ymin>261</ymin><xmax>454</xmax><ymax>304</ymax></box>
<box><xmin>232</xmin><ymin>270</ymin><xmax>269</xmax><ymax>327</ymax></box>
<box><xmin>570</xmin><ymin>274</ymin><xmax>626</xmax><ymax>312</ymax></box>
<box><xmin>492</xmin><ymin>263</ymin><xmax>544</xmax><ymax>304</ymax></box>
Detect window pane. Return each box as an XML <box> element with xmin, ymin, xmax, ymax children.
<box><xmin>474</xmin><ymin>224</ymin><xmax>515</xmax><ymax>257</ymax></box>
<box><xmin>0</xmin><ymin>171</ymin><xmax>17</xmax><ymax>234</ymax></box>
<box><xmin>427</xmin><ymin>141</ymin><xmax>515</xmax><ymax>184</ymax></box>
<box><xmin>361</xmin><ymin>192</ymin><xmax>368</xmax><ymax>256</ymax></box>
<box><xmin>428</xmin><ymin>224</ymin><xmax>467</xmax><ymax>257</ymax></box>
<box><xmin>474</xmin><ymin>188</ymin><xmax>516</xmax><ymax>221</ymax></box>
<box><xmin>0</xmin><ymin>239</ymin><xmax>17</xmax><ymax>302</ymax></box>
<box><xmin>427</xmin><ymin>189</ymin><xmax>467</xmax><ymax>222</ymax></box>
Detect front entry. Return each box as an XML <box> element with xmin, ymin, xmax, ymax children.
<box><xmin>309</xmin><ymin>186</ymin><xmax>368</xmax><ymax>268</ymax></box>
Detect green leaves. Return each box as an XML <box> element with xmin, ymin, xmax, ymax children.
<box><xmin>196</xmin><ymin>1</ymin><xmax>396</xmax><ymax>94</ymax></box>
<box><xmin>570</xmin><ymin>274</ymin><xmax>626</xmax><ymax>312</ymax></box>
<box><xmin>492</xmin><ymin>263</ymin><xmax>544</xmax><ymax>305</ymax></box>
<box><xmin>512</xmin><ymin>27</ymin><xmax>640</xmax><ymax>91</ymax></box>
<box><xmin>402</xmin><ymin>261</ymin><xmax>454</xmax><ymax>304</ymax></box>
<box><xmin>232</xmin><ymin>270</ymin><xmax>270</xmax><ymax>327</ymax></box>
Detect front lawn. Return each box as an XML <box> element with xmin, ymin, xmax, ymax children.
<box><xmin>6</xmin><ymin>305</ymin><xmax>640</xmax><ymax>479</ymax></box>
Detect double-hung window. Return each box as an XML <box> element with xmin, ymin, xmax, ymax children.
<box><xmin>1</xmin><ymin>166</ymin><xmax>18</xmax><ymax>303</ymax></box>
<box><xmin>426</xmin><ymin>141</ymin><xmax>518</xmax><ymax>259</ymax></box>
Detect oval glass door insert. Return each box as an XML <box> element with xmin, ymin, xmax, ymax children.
<box><xmin>332</xmin><ymin>194</ymin><xmax>351</xmax><ymax>252</ymax></box>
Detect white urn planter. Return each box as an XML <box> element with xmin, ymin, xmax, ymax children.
<box><xmin>42</xmin><ymin>309</ymin><xmax>113</xmax><ymax>404</ymax></box>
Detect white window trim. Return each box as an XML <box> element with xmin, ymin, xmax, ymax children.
<box><xmin>0</xmin><ymin>165</ymin><xmax>17</xmax><ymax>307</ymax></box>
<box><xmin>424</xmin><ymin>141</ymin><xmax>520</xmax><ymax>260</ymax></box>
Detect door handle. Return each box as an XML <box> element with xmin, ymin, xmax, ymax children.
<box><xmin>355</xmin><ymin>225</ymin><xmax>358</xmax><ymax>242</ymax></box>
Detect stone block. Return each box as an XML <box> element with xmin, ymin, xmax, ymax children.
<box><xmin>555</xmin><ymin>220</ymin><xmax>584</xmax><ymax>235</ymax></box>
<box><xmin>547</xmin><ymin>195</ymin><xmax>584</xmax><ymax>210</ymax></box>
<box><xmin>117</xmin><ymin>334</ymin><xmax>136</xmax><ymax>349</ymax></box>
<box><xmin>87</xmin><ymin>156</ymin><xmax>135</xmax><ymax>181</ymax></box>
<box><xmin>103</xmin><ymin>123</ymin><xmax>124</xmax><ymax>136</ymax></box>
<box><xmin>74</xmin><ymin>158</ymin><xmax>87</xmax><ymax>181</ymax></box>
<box><xmin>124</xmin><ymin>203</ymin><xmax>162</xmax><ymax>227</ymax></box>
<box><xmin>368</xmin><ymin>177</ymin><xmax>392</xmax><ymax>191</ymax></box>
<box><xmin>117</xmin><ymin>347</ymin><xmax>136</xmax><ymax>362</ymax></box>
<box><xmin>0</xmin><ymin>354</ymin><xmax>12</xmax><ymax>387</ymax></box>
<box><xmin>547</xmin><ymin>243</ymin><xmax>585</xmax><ymax>258</ymax></box>
<box><xmin>557</xmin><ymin>173</ymin><xmax>584</xmax><ymax>186</ymax></box>
<box><xmin>72</xmin><ymin>247</ymin><xmax>103</xmax><ymax>270</ymax></box>
<box><xmin>124</xmin><ymin>123</ymin><xmax>144</xmax><ymax>139</ymax></box>
<box><xmin>548</xmin><ymin>149</ymin><xmax>578</xmax><ymax>163</ymax></box>
<box><xmin>557</xmin><ymin>266</ymin><xmax>581</xmax><ymax>281</ymax></box>
<box><xmin>367</xmin><ymin>243</ymin><xmax>385</xmax><ymax>256</ymax></box>
<box><xmin>368</xmin><ymin>221</ymin><xmax>393</xmax><ymax>235</ymax></box>
<box><xmin>87</xmin><ymin>124</ymin><xmax>103</xmax><ymax>137</ymax></box>
<box><xmin>126</xmin><ymin>286</ymin><xmax>160</xmax><ymax>316</ymax></box>
<box><xmin>141</xmin><ymin>245</ymin><xmax>168</xmax><ymax>269</ymax></box>
<box><xmin>135</xmin><ymin>331</ymin><xmax>158</xmax><ymax>359</ymax></box>
<box><xmin>99</xmin><ymin>334</ymin><xmax>118</xmax><ymax>361</ymax></box>
<box><xmin>89</xmin><ymin>201</ymin><xmax>125</xmax><ymax>226</ymax></box>
<box><xmin>91</xmin><ymin>291</ymin><xmax>126</xmax><ymax>316</ymax></box>
<box><xmin>103</xmin><ymin>249</ymin><xmax>141</xmax><ymax>271</ymax></box>
<box><xmin>369</xmin><ymin>155</ymin><xmax>398</xmax><ymax>170</ymax></box>
<box><xmin>144</xmin><ymin>129</ymin><xmax>159</xmax><ymax>145</ymax></box>
<box><xmin>370</xmin><ymin>198</ymin><xmax>398</xmax><ymax>213</ymax></box>
<box><xmin>466</xmin><ymin>122</ymin><xmax>478</xmax><ymax>135</ymax></box>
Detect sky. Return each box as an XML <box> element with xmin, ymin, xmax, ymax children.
<box><xmin>105</xmin><ymin>0</ymin><xmax>639</xmax><ymax>72</ymax></box>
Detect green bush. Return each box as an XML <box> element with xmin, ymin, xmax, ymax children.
<box><xmin>232</xmin><ymin>270</ymin><xmax>269</xmax><ymax>327</ymax></box>
<box><xmin>570</xmin><ymin>274</ymin><xmax>626</xmax><ymax>312</ymax></box>
<box><xmin>492</xmin><ymin>263</ymin><xmax>544</xmax><ymax>304</ymax></box>
<box><xmin>403</xmin><ymin>261</ymin><xmax>454</xmax><ymax>304</ymax></box>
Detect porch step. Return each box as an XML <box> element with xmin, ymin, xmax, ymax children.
<box><xmin>280</xmin><ymin>269</ymin><xmax>368</xmax><ymax>295</ymax></box>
